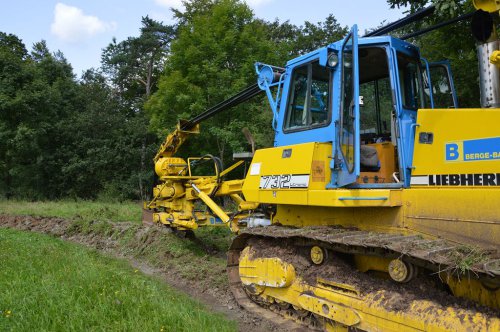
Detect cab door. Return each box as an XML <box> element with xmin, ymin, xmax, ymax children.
<box><xmin>336</xmin><ymin>25</ymin><xmax>360</xmax><ymax>187</ymax></box>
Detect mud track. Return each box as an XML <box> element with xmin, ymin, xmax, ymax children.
<box><xmin>0</xmin><ymin>214</ymin><xmax>290</xmax><ymax>332</ymax></box>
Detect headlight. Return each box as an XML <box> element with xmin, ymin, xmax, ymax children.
<box><xmin>327</xmin><ymin>53</ymin><xmax>339</xmax><ymax>68</ymax></box>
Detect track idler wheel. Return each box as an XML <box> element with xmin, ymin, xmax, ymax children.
<box><xmin>243</xmin><ymin>283</ymin><xmax>265</xmax><ymax>296</ymax></box>
<box><xmin>388</xmin><ymin>258</ymin><xmax>417</xmax><ymax>283</ymax></box>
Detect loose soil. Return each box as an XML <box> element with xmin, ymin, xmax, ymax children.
<box><xmin>0</xmin><ymin>214</ymin><xmax>285</xmax><ymax>332</ymax></box>
<box><xmin>246</xmin><ymin>237</ymin><xmax>500</xmax><ymax>319</ymax></box>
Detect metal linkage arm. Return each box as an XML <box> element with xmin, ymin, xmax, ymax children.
<box><xmin>154</xmin><ymin>84</ymin><xmax>264</xmax><ymax>161</ymax></box>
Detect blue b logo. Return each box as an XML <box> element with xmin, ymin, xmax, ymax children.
<box><xmin>446</xmin><ymin>143</ymin><xmax>460</xmax><ymax>161</ymax></box>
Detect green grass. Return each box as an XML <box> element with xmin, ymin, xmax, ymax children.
<box><xmin>447</xmin><ymin>245</ymin><xmax>489</xmax><ymax>275</ymax></box>
<box><xmin>0</xmin><ymin>200</ymin><xmax>141</xmax><ymax>223</ymax></box>
<box><xmin>0</xmin><ymin>228</ymin><xmax>237</xmax><ymax>332</ymax></box>
<box><xmin>0</xmin><ymin>199</ymin><xmax>235</xmax><ymax>295</ymax></box>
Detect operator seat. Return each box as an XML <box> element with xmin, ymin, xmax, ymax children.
<box><xmin>360</xmin><ymin>145</ymin><xmax>381</xmax><ymax>171</ymax></box>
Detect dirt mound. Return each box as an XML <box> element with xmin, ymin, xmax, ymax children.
<box><xmin>0</xmin><ymin>215</ymin><xmax>70</xmax><ymax>235</ymax></box>
<box><xmin>0</xmin><ymin>214</ymin><xmax>284</xmax><ymax>332</ymax></box>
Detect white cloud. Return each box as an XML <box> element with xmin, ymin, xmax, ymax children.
<box><xmin>51</xmin><ymin>3</ymin><xmax>116</xmax><ymax>43</ymax></box>
<box><xmin>154</xmin><ymin>0</ymin><xmax>184</xmax><ymax>10</ymax></box>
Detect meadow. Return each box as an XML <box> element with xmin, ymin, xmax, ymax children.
<box><xmin>0</xmin><ymin>227</ymin><xmax>236</xmax><ymax>332</ymax></box>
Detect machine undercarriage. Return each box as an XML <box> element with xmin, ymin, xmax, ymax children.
<box><xmin>229</xmin><ymin>232</ymin><xmax>499</xmax><ymax>331</ymax></box>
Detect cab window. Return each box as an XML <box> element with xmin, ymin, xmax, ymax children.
<box><xmin>397</xmin><ymin>52</ymin><xmax>425</xmax><ymax>110</ymax></box>
<box><xmin>424</xmin><ymin>64</ymin><xmax>456</xmax><ymax>108</ymax></box>
<box><xmin>284</xmin><ymin>61</ymin><xmax>331</xmax><ymax>131</ymax></box>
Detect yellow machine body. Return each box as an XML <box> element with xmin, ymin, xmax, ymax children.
<box><xmin>146</xmin><ymin>108</ymin><xmax>500</xmax><ymax>330</ymax></box>
<box><xmin>242</xmin><ymin>108</ymin><xmax>500</xmax><ymax>249</ymax></box>
<box><xmin>227</xmin><ymin>106</ymin><xmax>500</xmax><ymax>330</ymax></box>
<box><xmin>145</xmin><ymin>3</ymin><xmax>500</xmax><ymax>328</ymax></box>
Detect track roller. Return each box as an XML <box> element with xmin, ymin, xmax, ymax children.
<box><xmin>310</xmin><ymin>246</ymin><xmax>328</xmax><ymax>265</ymax></box>
<box><xmin>388</xmin><ymin>258</ymin><xmax>417</xmax><ymax>283</ymax></box>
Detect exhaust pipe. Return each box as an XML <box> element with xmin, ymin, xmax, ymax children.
<box><xmin>477</xmin><ymin>40</ymin><xmax>500</xmax><ymax>107</ymax></box>
<box><xmin>472</xmin><ymin>6</ymin><xmax>500</xmax><ymax>107</ymax></box>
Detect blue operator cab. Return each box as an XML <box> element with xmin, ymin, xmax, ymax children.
<box><xmin>256</xmin><ymin>25</ymin><xmax>457</xmax><ymax>189</ymax></box>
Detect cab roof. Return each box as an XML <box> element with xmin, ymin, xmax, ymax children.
<box><xmin>285</xmin><ymin>35</ymin><xmax>420</xmax><ymax>67</ymax></box>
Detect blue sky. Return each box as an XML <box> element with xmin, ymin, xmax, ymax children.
<box><xmin>0</xmin><ymin>1</ymin><xmax>407</xmax><ymax>76</ymax></box>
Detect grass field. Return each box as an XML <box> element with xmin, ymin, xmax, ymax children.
<box><xmin>0</xmin><ymin>199</ymin><xmax>235</xmax><ymax>293</ymax></box>
<box><xmin>0</xmin><ymin>228</ymin><xmax>237</xmax><ymax>332</ymax></box>
<box><xmin>0</xmin><ymin>200</ymin><xmax>141</xmax><ymax>223</ymax></box>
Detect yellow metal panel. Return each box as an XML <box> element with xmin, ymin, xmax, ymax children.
<box><xmin>250</xmin><ymin>186</ymin><xmax>402</xmax><ymax>207</ymax></box>
<box><xmin>242</xmin><ymin>142</ymin><xmax>331</xmax><ymax>202</ymax></box>
<box><xmin>257</xmin><ymin>189</ymin><xmax>309</xmax><ymax>205</ymax></box>
<box><xmin>243</xmin><ymin>142</ymin><xmax>402</xmax><ymax>207</ymax></box>
<box><xmin>403</xmin><ymin>188</ymin><xmax>500</xmax><ymax>248</ymax></box>
<box><xmin>239</xmin><ymin>247</ymin><xmax>295</xmax><ymax>288</ymax></box>
<box><xmin>247</xmin><ymin>142</ymin><xmax>317</xmax><ymax>175</ymax></box>
<box><xmin>412</xmin><ymin>109</ymin><xmax>500</xmax><ymax>176</ymax></box>
<box><xmin>297</xmin><ymin>293</ymin><xmax>360</xmax><ymax>326</ymax></box>
<box><xmin>274</xmin><ymin>204</ymin><xmax>404</xmax><ymax>231</ymax></box>
<box><xmin>310</xmin><ymin>143</ymin><xmax>333</xmax><ymax>190</ymax></box>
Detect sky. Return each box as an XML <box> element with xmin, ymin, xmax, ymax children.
<box><xmin>0</xmin><ymin>0</ymin><xmax>407</xmax><ymax>76</ymax></box>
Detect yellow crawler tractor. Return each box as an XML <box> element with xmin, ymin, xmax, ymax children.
<box><xmin>145</xmin><ymin>1</ymin><xmax>500</xmax><ymax>331</ymax></box>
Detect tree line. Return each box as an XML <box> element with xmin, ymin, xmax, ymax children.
<box><xmin>0</xmin><ymin>0</ymin><xmax>479</xmax><ymax>201</ymax></box>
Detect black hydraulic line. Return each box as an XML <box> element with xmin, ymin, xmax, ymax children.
<box><xmin>364</xmin><ymin>5</ymin><xmax>435</xmax><ymax>37</ymax></box>
<box><xmin>180</xmin><ymin>7</ymin><xmax>444</xmax><ymax>133</ymax></box>
<box><xmin>178</xmin><ymin>5</ymin><xmax>472</xmax><ymax>133</ymax></box>
<box><xmin>181</xmin><ymin>83</ymin><xmax>262</xmax><ymax>130</ymax></box>
<box><xmin>401</xmin><ymin>11</ymin><xmax>475</xmax><ymax>40</ymax></box>
<box><xmin>179</xmin><ymin>7</ymin><xmax>439</xmax><ymax>133</ymax></box>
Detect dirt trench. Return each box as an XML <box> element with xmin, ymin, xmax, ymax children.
<box><xmin>0</xmin><ymin>214</ymin><xmax>287</xmax><ymax>332</ymax></box>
